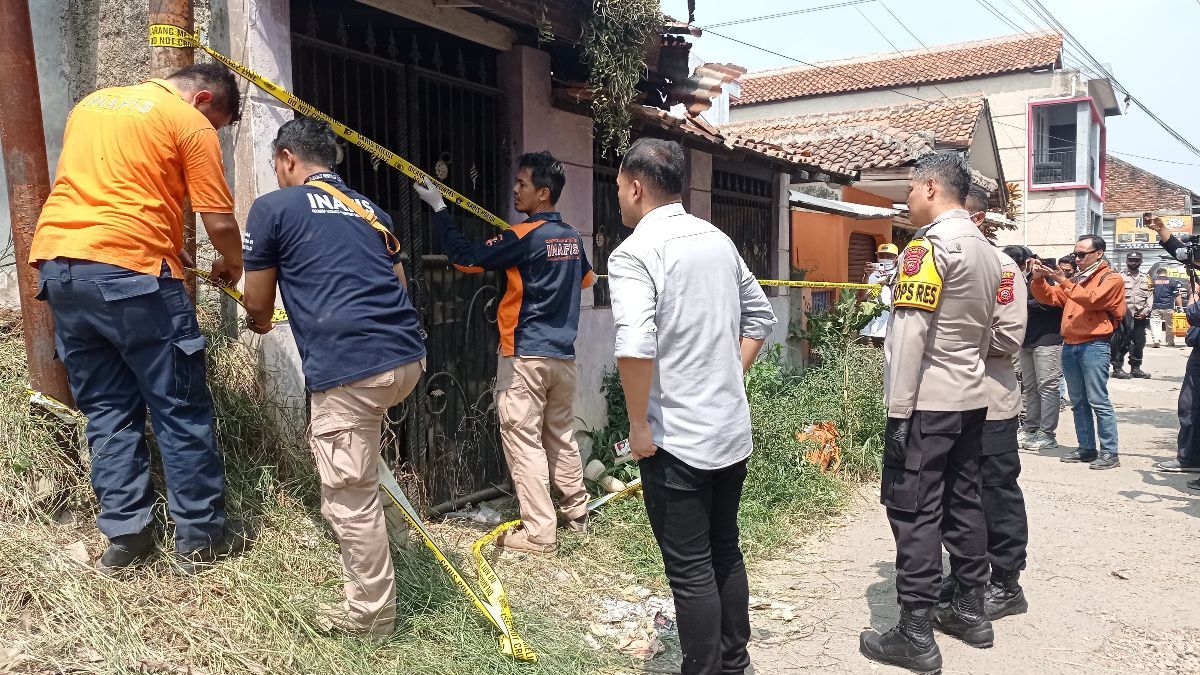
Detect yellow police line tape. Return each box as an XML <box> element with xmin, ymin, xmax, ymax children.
<box><xmin>187</xmin><ymin>267</ymin><xmax>290</xmax><ymax>323</ymax></box>
<box><xmin>594</xmin><ymin>274</ymin><xmax>882</xmax><ymax>292</ymax></box>
<box><xmin>376</xmin><ymin>464</ymin><xmax>540</xmax><ymax>661</ymax></box>
<box><xmin>26</xmin><ymin>381</ymin><xmax>641</xmax><ymax>662</ymax></box>
<box><xmin>26</xmin><ymin>389</ymin><xmax>84</xmax><ymax>424</ymax></box>
<box><xmin>148</xmin><ymin>24</ymin><xmax>510</xmax><ymax>232</ymax></box>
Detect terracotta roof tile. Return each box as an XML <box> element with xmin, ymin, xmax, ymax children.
<box><xmin>733</xmin><ymin>32</ymin><xmax>1062</xmax><ymax>106</ymax></box>
<box><xmin>720</xmin><ymin>97</ymin><xmax>985</xmax><ymax>173</ymax></box>
<box><xmin>1104</xmin><ymin>155</ymin><xmax>1197</xmax><ymax>214</ymax></box>
<box><xmin>628</xmin><ymin>106</ymin><xmax>852</xmax><ymax>180</ymax></box>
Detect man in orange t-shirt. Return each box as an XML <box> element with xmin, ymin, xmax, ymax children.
<box><xmin>30</xmin><ymin>64</ymin><xmax>247</xmax><ymax>574</ymax></box>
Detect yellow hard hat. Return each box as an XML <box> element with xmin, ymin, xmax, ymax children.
<box><xmin>877</xmin><ymin>243</ymin><xmax>899</xmax><ymax>256</ymax></box>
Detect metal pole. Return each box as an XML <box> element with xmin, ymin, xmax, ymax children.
<box><xmin>0</xmin><ymin>0</ymin><xmax>73</xmax><ymax>405</ymax></box>
<box><xmin>150</xmin><ymin>0</ymin><xmax>197</xmax><ymax>296</ymax></box>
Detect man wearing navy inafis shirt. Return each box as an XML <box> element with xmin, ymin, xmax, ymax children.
<box><xmin>414</xmin><ymin>151</ymin><xmax>594</xmax><ymax>556</ymax></box>
<box><xmin>242</xmin><ymin>117</ymin><xmax>425</xmax><ymax>640</ymax></box>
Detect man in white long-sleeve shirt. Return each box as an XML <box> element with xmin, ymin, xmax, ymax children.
<box><xmin>608</xmin><ymin>138</ymin><xmax>777</xmax><ymax>675</ymax></box>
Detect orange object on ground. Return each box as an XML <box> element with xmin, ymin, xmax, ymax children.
<box><xmin>1174</xmin><ymin>311</ymin><xmax>1188</xmax><ymax>338</ymax></box>
<box><xmin>795</xmin><ymin>421</ymin><xmax>842</xmax><ymax>473</ymax></box>
<box><xmin>30</xmin><ymin>79</ymin><xmax>233</xmax><ymax>278</ymax></box>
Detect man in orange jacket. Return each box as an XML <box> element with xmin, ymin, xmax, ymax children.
<box><xmin>1030</xmin><ymin>235</ymin><xmax>1126</xmax><ymax>469</ymax></box>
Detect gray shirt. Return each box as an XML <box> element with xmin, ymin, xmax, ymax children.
<box><xmin>608</xmin><ymin>202</ymin><xmax>777</xmax><ymax>470</ymax></box>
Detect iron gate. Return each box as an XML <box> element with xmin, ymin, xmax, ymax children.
<box><xmin>292</xmin><ymin>4</ymin><xmax>508</xmax><ymax>505</ymax></box>
<box><xmin>590</xmin><ymin>154</ymin><xmax>628</xmax><ymax>307</ymax></box>
<box><xmin>711</xmin><ymin>169</ymin><xmax>775</xmax><ymax>280</ymax></box>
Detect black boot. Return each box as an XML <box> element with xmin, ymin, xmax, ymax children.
<box><xmin>937</xmin><ymin>575</ymin><xmax>955</xmax><ymax>604</ymax></box>
<box><xmin>859</xmin><ymin>604</ymin><xmax>942</xmax><ymax>674</ymax></box>
<box><xmin>931</xmin><ymin>585</ymin><xmax>994</xmax><ymax>648</ymax></box>
<box><xmin>172</xmin><ymin>521</ymin><xmax>254</xmax><ymax>576</ymax></box>
<box><xmin>96</xmin><ymin>530</ymin><xmax>155</xmax><ymax>574</ymax></box>
<box><xmin>984</xmin><ymin>569</ymin><xmax>1029</xmax><ymax>620</ymax></box>
<box><xmin>1130</xmin><ymin>366</ymin><xmax>1151</xmax><ymax>379</ymax></box>
<box><xmin>1111</xmin><ymin>366</ymin><xmax>1131</xmax><ymax>379</ymax></box>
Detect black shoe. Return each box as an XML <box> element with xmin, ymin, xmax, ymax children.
<box><xmin>984</xmin><ymin>569</ymin><xmax>1029</xmax><ymax>620</ymax></box>
<box><xmin>172</xmin><ymin>521</ymin><xmax>253</xmax><ymax>576</ymax></box>
<box><xmin>1111</xmin><ymin>368</ymin><xmax>1131</xmax><ymax>379</ymax></box>
<box><xmin>859</xmin><ymin>604</ymin><xmax>942</xmax><ymax>674</ymax></box>
<box><xmin>937</xmin><ymin>576</ymin><xmax>955</xmax><ymax>604</ymax></box>
<box><xmin>1187</xmin><ymin>478</ymin><xmax>1200</xmax><ymax>491</ymax></box>
<box><xmin>930</xmin><ymin>585</ymin><xmax>994</xmax><ymax>648</ymax></box>
<box><xmin>1130</xmin><ymin>367</ymin><xmax>1151</xmax><ymax>379</ymax></box>
<box><xmin>1089</xmin><ymin>453</ymin><xmax>1120</xmax><ymax>470</ymax></box>
<box><xmin>1061</xmin><ymin>449</ymin><xmax>1098</xmax><ymax>463</ymax></box>
<box><xmin>96</xmin><ymin>530</ymin><xmax>155</xmax><ymax>574</ymax></box>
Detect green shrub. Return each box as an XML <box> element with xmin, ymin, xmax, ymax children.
<box><xmin>591</xmin><ymin>325</ymin><xmax>885</xmax><ymax>577</ymax></box>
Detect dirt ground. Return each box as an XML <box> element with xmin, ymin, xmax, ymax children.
<box><xmin>746</xmin><ymin>345</ymin><xmax>1200</xmax><ymax>674</ymax></box>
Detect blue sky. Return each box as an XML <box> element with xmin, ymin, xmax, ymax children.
<box><xmin>662</xmin><ymin>0</ymin><xmax>1200</xmax><ymax>192</ymax></box>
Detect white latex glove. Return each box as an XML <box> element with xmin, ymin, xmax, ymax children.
<box><xmin>413</xmin><ymin>176</ymin><xmax>447</xmax><ymax>211</ymax></box>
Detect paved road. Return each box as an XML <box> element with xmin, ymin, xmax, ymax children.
<box><xmin>748</xmin><ymin>344</ymin><xmax>1200</xmax><ymax>674</ymax></box>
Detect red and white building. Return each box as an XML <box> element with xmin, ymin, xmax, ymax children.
<box><xmin>728</xmin><ymin>32</ymin><xmax>1123</xmax><ymax>259</ymax></box>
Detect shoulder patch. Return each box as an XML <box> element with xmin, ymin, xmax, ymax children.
<box><xmin>893</xmin><ymin>237</ymin><xmax>943</xmax><ymax>312</ymax></box>
<box><xmin>997</xmin><ymin>270</ymin><xmax>1016</xmax><ymax>305</ymax></box>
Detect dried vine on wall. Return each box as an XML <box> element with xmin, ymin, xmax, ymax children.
<box><xmin>581</xmin><ymin>0</ymin><xmax>663</xmax><ymax>156</ymax></box>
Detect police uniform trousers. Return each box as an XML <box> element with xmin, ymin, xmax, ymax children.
<box><xmin>979</xmin><ymin>417</ymin><xmax>1029</xmax><ymax>573</ymax></box>
<box><xmin>37</xmin><ymin>258</ymin><xmax>226</xmax><ymax>553</ymax></box>
<box><xmin>882</xmin><ymin>408</ymin><xmax>988</xmax><ymax>606</ymax></box>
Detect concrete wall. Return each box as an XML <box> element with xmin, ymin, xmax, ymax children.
<box><xmin>731</xmin><ymin>69</ymin><xmax>1106</xmax><ymax>258</ymax></box>
<box><xmin>226</xmin><ymin>0</ymin><xmax>303</xmax><ymax>430</ymax></box>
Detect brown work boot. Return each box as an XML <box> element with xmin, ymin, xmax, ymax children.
<box><xmin>494</xmin><ymin>528</ymin><xmax>557</xmax><ymax>556</ymax></box>
<box><xmin>557</xmin><ymin>512</ymin><xmax>589</xmax><ymax>534</ymax></box>
<box><xmin>316</xmin><ymin>603</ymin><xmax>393</xmax><ymax>642</ymax></box>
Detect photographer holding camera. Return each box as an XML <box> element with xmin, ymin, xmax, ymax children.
<box><xmin>1145</xmin><ymin>214</ymin><xmax>1200</xmax><ymax>488</ymax></box>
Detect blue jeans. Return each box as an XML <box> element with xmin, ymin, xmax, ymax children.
<box><xmin>37</xmin><ymin>258</ymin><xmax>226</xmax><ymax>551</ymax></box>
<box><xmin>1061</xmin><ymin>338</ymin><xmax>1119</xmax><ymax>455</ymax></box>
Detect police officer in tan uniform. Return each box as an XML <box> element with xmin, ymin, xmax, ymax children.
<box><xmin>860</xmin><ymin>155</ymin><xmax>1001</xmax><ymax>674</ymax></box>
<box><xmin>934</xmin><ymin>187</ymin><xmax>1031</xmax><ymax>622</ymax></box>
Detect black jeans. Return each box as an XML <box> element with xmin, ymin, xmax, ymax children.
<box><xmin>641</xmin><ymin>450</ymin><xmax>751</xmax><ymax>675</ymax></box>
<box><xmin>1177</xmin><ymin>347</ymin><xmax>1200</xmax><ymax>466</ymax></box>
<box><xmin>882</xmin><ymin>409</ymin><xmax>989</xmax><ymax>606</ymax></box>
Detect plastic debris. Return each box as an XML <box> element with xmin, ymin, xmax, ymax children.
<box><xmin>443</xmin><ymin>504</ymin><xmax>503</xmax><ymax>526</ymax></box>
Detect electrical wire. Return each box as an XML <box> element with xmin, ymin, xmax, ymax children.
<box><xmin>701</xmin><ymin>0</ymin><xmax>879</xmax><ymax>29</ymax></box>
<box><xmin>856</xmin><ymin>6</ymin><xmax>902</xmax><ymax>53</ymax></box>
<box><xmin>872</xmin><ymin>1</ymin><xmax>954</xmax><ymax>100</ymax></box>
<box><xmin>1019</xmin><ymin>0</ymin><xmax>1200</xmax><ymax>160</ymax></box>
<box><xmin>702</xmin><ymin>25</ymin><xmax>1200</xmax><ymax>169</ymax></box>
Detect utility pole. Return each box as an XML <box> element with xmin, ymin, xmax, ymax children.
<box><xmin>0</xmin><ymin>0</ymin><xmax>73</xmax><ymax>405</ymax></box>
<box><xmin>150</xmin><ymin>0</ymin><xmax>197</xmax><ymax>295</ymax></box>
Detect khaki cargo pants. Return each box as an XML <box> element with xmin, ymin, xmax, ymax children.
<box><xmin>495</xmin><ymin>355</ymin><xmax>588</xmax><ymax>545</ymax></box>
<box><xmin>309</xmin><ymin>359</ymin><xmax>424</xmax><ymax>633</ymax></box>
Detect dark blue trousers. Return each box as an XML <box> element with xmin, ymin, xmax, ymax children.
<box><xmin>37</xmin><ymin>258</ymin><xmax>225</xmax><ymax>552</ymax></box>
